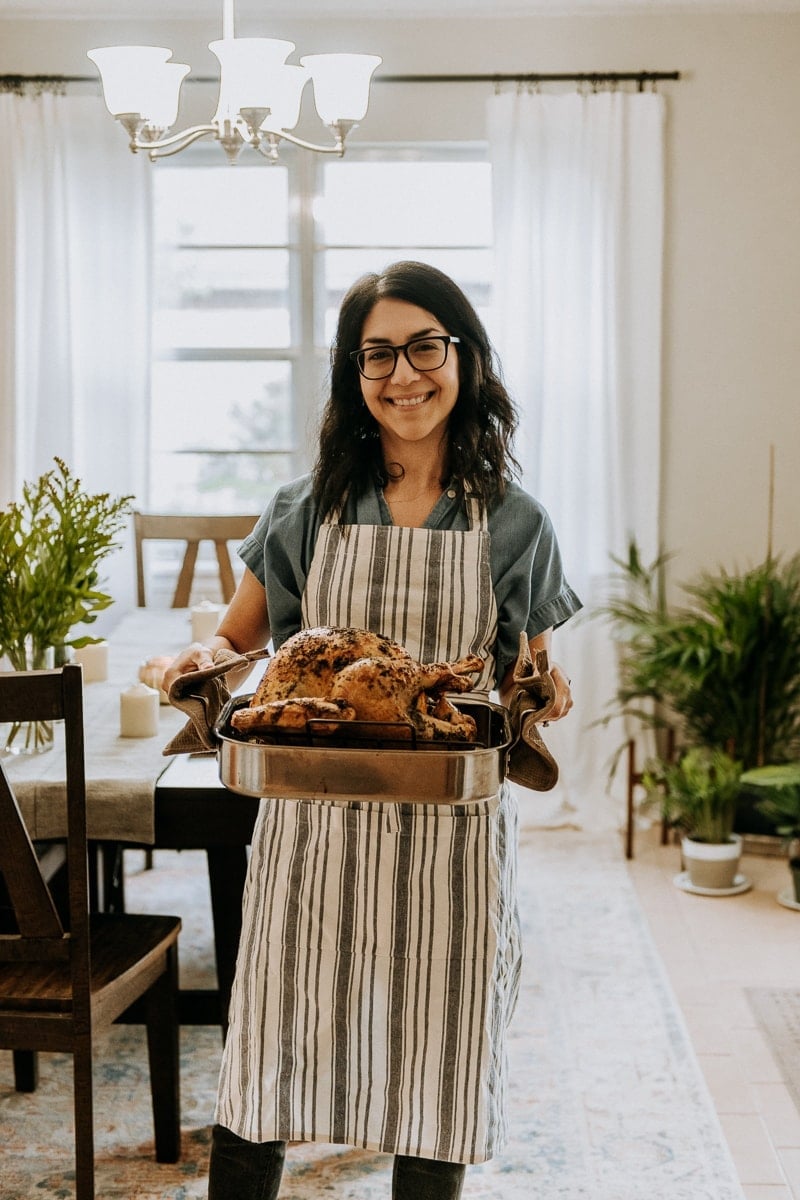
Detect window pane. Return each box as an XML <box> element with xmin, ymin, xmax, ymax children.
<box><xmin>319</xmin><ymin>161</ymin><xmax>493</xmax><ymax>247</ymax></box>
<box><xmin>151</xmin><ymin>360</ymin><xmax>293</xmax><ymax>449</ymax></box>
<box><xmin>149</xmin><ymin>356</ymin><xmax>295</xmax><ymax>509</ymax></box>
<box><xmin>147</xmin><ymin>450</ymin><xmax>295</xmax><ymax>513</ymax></box>
<box><xmin>154</xmin><ymin>248</ymin><xmax>291</xmax><ymax>350</ymax></box>
<box><xmin>323</xmin><ymin>248</ymin><xmax>493</xmax><ymax>344</ymax></box>
<box><xmin>154</xmin><ymin>165</ymin><xmax>289</xmax><ymax>246</ymax></box>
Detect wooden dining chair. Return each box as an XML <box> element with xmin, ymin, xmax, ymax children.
<box><xmin>0</xmin><ymin>663</ymin><xmax>182</xmax><ymax>1199</ymax></box>
<box><xmin>133</xmin><ymin>511</ymin><xmax>257</xmax><ymax>608</ymax></box>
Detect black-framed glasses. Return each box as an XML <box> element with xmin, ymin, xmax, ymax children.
<box><xmin>350</xmin><ymin>335</ymin><xmax>461</xmax><ymax>380</ymax></box>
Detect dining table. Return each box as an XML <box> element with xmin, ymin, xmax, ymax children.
<box><xmin>4</xmin><ymin>607</ymin><xmax>262</xmax><ymax>1031</ymax></box>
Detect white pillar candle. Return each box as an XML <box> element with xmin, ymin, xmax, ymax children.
<box><xmin>191</xmin><ymin>599</ymin><xmax>222</xmax><ymax>642</ymax></box>
<box><xmin>119</xmin><ymin>682</ymin><xmax>160</xmax><ymax>738</ymax></box>
<box><xmin>72</xmin><ymin>640</ymin><xmax>109</xmax><ymax>682</ymax></box>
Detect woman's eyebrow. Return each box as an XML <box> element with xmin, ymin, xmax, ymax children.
<box><xmin>361</xmin><ymin>327</ymin><xmax>441</xmax><ymax>345</ymax></box>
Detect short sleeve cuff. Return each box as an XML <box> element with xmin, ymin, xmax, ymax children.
<box><xmin>237</xmin><ymin>532</ymin><xmax>266</xmax><ymax>584</ymax></box>
<box><xmin>527</xmin><ymin>585</ymin><xmax>583</xmax><ymax>636</ymax></box>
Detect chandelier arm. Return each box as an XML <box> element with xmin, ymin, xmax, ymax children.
<box><xmin>268</xmin><ymin>128</ymin><xmax>347</xmax><ymax>156</ymax></box>
<box><xmin>147</xmin><ymin>132</ymin><xmax>221</xmax><ymax>159</ymax></box>
<box><xmin>131</xmin><ymin>123</ymin><xmax>217</xmax><ymax>153</ymax></box>
<box><xmin>255</xmin><ymin>139</ymin><xmax>280</xmax><ymax>162</ymax></box>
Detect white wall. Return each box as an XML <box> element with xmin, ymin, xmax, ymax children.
<box><xmin>2</xmin><ymin>11</ymin><xmax>799</xmax><ymax>585</ymax></box>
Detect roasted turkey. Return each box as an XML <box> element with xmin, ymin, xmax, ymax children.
<box><xmin>230</xmin><ymin>625</ymin><xmax>483</xmax><ymax>741</ymax></box>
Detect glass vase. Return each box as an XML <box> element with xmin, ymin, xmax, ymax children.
<box><xmin>0</xmin><ymin>643</ymin><xmax>56</xmax><ymax>758</ymax></box>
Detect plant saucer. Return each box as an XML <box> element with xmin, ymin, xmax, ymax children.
<box><xmin>777</xmin><ymin>888</ymin><xmax>800</xmax><ymax>912</ymax></box>
<box><xmin>673</xmin><ymin>871</ymin><xmax>752</xmax><ymax>897</ymax></box>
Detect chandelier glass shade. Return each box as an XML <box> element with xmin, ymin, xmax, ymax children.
<box><xmin>87</xmin><ymin>1</ymin><xmax>381</xmax><ymax>163</ymax></box>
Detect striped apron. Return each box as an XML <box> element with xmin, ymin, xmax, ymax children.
<box><xmin>216</xmin><ymin>494</ymin><xmax>522</xmax><ymax>1164</ymax></box>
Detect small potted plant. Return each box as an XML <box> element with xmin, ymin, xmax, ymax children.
<box><xmin>740</xmin><ymin>764</ymin><xmax>800</xmax><ymax>906</ymax></box>
<box><xmin>0</xmin><ymin>457</ymin><xmax>132</xmax><ymax>754</ymax></box>
<box><xmin>643</xmin><ymin>746</ymin><xmax>745</xmax><ymax>893</ymax></box>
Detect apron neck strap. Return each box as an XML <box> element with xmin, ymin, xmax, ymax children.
<box><xmin>463</xmin><ymin>484</ymin><xmax>487</xmax><ymax>531</ymax></box>
<box><xmin>324</xmin><ymin>483</ymin><xmax>487</xmax><ymax>529</ymax></box>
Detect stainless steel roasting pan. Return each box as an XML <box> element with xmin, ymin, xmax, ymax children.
<box><xmin>213</xmin><ymin>694</ymin><xmax>512</xmax><ymax>803</ymax></box>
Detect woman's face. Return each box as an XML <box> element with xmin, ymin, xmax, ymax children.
<box><xmin>356</xmin><ymin>298</ymin><xmax>460</xmax><ymax>453</ymax></box>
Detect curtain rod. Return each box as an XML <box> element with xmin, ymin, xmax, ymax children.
<box><xmin>0</xmin><ymin>69</ymin><xmax>680</xmax><ymax>91</ymax></box>
<box><xmin>378</xmin><ymin>71</ymin><xmax>680</xmax><ymax>86</ymax></box>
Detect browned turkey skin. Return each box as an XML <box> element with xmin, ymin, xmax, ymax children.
<box><xmin>252</xmin><ymin>627</ymin><xmax>412</xmax><ymax>704</ymax></box>
<box><xmin>230</xmin><ymin>697</ymin><xmax>357</xmax><ymax>733</ymax></box>
<box><xmin>230</xmin><ymin>626</ymin><xmax>484</xmax><ymax>741</ymax></box>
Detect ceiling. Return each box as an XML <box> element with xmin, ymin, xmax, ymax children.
<box><xmin>3</xmin><ymin>0</ymin><xmax>800</xmax><ymax>18</ymax></box>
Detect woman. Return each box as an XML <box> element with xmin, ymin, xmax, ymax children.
<box><xmin>164</xmin><ymin>260</ymin><xmax>580</xmax><ymax>1199</ymax></box>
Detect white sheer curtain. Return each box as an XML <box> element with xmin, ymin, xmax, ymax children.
<box><xmin>487</xmin><ymin>88</ymin><xmax>665</xmax><ymax>830</ymax></box>
<box><xmin>0</xmin><ymin>90</ymin><xmax>152</xmax><ymax>610</ymax></box>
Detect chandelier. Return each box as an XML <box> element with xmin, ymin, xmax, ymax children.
<box><xmin>87</xmin><ymin>0</ymin><xmax>381</xmax><ymax>163</ymax></box>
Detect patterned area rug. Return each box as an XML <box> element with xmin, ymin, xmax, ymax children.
<box><xmin>746</xmin><ymin>987</ymin><xmax>800</xmax><ymax>1116</ymax></box>
<box><xmin>0</xmin><ymin>832</ymin><xmax>745</xmax><ymax>1199</ymax></box>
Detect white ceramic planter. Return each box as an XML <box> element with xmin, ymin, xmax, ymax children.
<box><xmin>681</xmin><ymin>833</ymin><xmax>743</xmax><ymax>891</ymax></box>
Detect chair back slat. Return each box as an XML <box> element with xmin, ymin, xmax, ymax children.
<box><xmin>0</xmin><ymin>764</ymin><xmax>64</xmax><ymax>942</ymax></box>
<box><xmin>0</xmin><ymin>674</ymin><xmax>64</xmax><ymax>723</ymax></box>
<box><xmin>0</xmin><ymin>935</ymin><xmax>70</xmax><ymax>962</ymax></box>
<box><xmin>133</xmin><ymin>511</ymin><xmax>257</xmax><ymax>607</ymax></box>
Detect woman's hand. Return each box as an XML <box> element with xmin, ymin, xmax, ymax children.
<box><xmin>498</xmin><ymin>628</ymin><xmax>573</xmax><ymax>723</ymax></box>
<box><xmin>547</xmin><ymin>662</ymin><xmax>573</xmax><ymax>722</ymax></box>
<box><xmin>162</xmin><ymin>567</ymin><xmax>272</xmax><ymax>696</ymax></box>
<box><xmin>162</xmin><ymin>641</ymin><xmax>219</xmax><ymax>692</ymax></box>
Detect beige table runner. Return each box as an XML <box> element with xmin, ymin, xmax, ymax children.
<box><xmin>4</xmin><ymin>609</ymin><xmax>193</xmax><ymax>845</ymax></box>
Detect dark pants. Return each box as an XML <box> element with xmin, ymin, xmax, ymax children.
<box><xmin>208</xmin><ymin>1124</ymin><xmax>467</xmax><ymax>1199</ymax></box>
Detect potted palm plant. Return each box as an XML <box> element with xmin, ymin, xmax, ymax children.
<box><xmin>740</xmin><ymin>764</ymin><xmax>800</xmax><ymax>907</ymax></box>
<box><xmin>0</xmin><ymin>457</ymin><xmax>132</xmax><ymax>755</ymax></box>
<box><xmin>599</xmin><ymin>540</ymin><xmax>800</xmax><ymax>772</ymax></box>
<box><xmin>597</xmin><ymin>539</ymin><xmax>800</xmax><ymax>890</ymax></box>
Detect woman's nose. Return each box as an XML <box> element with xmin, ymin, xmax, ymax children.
<box><xmin>390</xmin><ymin>350</ymin><xmax>420</xmax><ymax>382</ymax></box>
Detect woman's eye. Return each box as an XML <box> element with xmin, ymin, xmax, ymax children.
<box><xmin>412</xmin><ymin>341</ymin><xmax>439</xmax><ymax>354</ymax></box>
<box><xmin>365</xmin><ymin>348</ymin><xmax>393</xmax><ymax>363</ymax></box>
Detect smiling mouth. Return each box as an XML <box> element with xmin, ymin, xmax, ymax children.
<box><xmin>386</xmin><ymin>392</ymin><xmax>432</xmax><ymax>409</ymax></box>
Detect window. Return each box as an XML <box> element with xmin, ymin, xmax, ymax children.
<box><xmin>148</xmin><ymin>144</ymin><xmax>492</xmax><ymax>515</ymax></box>
<box><xmin>317</xmin><ymin>152</ymin><xmax>494</xmax><ymax>344</ymax></box>
<box><xmin>149</xmin><ymin>159</ymin><xmax>298</xmax><ymax>515</ymax></box>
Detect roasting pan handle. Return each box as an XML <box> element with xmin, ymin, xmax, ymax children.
<box><xmin>212</xmin><ymin>692</ymin><xmax>256</xmax><ymax>744</ymax></box>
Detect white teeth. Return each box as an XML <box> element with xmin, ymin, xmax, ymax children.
<box><xmin>390</xmin><ymin>393</ymin><xmax>429</xmax><ymax>408</ymax></box>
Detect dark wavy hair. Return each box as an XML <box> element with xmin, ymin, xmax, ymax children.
<box><xmin>312</xmin><ymin>260</ymin><xmax>520</xmax><ymax>519</ymax></box>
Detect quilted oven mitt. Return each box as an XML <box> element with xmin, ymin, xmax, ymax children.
<box><xmin>505</xmin><ymin>632</ymin><xmax>560</xmax><ymax>792</ymax></box>
<box><xmin>162</xmin><ymin>647</ymin><xmax>265</xmax><ymax>756</ymax></box>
